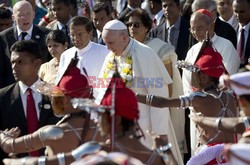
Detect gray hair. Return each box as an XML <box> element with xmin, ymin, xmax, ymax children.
<box><xmin>190</xmin><ymin>11</ymin><xmax>212</xmax><ymax>25</ymax></box>
<box><xmin>192</xmin><ymin>0</ymin><xmax>217</xmax><ymax>12</ymax></box>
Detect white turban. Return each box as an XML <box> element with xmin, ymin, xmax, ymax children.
<box><xmin>230</xmin><ymin>71</ymin><xmax>250</xmax><ymax>96</ymax></box>
<box><xmin>103</xmin><ymin>20</ymin><xmax>127</xmax><ymax>30</ymax></box>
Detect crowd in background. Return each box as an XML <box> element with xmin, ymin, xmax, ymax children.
<box><xmin>0</xmin><ymin>0</ymin><xmax>249</xmax><ymax>164</ymax></box>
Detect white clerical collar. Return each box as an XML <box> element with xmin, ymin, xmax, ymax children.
<box><xmin>19</xmin><ymin>78</ymin><xmax>41</xmax><ymax>95</ymax></box>
<box><xmin>76</xmin><ymin>41</ymin><xmax>92</xmax><ymax>55</ymax></box>
<box><xmin>121</xmin><ymin>38</ymin><xmax>133</xmax><ymax>57</ymax></box>
<box><xmin>17</xmin><ymin>24</ymin><xmax>33</xmax><ymax>37</ymax></box>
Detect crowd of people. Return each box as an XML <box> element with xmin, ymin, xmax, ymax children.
<box><xmin>0</xmin><ymin>0</ymin><xmax>249</xmax><ymax>164</ymax></box>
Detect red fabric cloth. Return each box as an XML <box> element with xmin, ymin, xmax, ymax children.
<box><xmin>101</xmin><ymin>76</ymin><xmax>139</xmax><ymax>120</ymax></box>
<box><xmin>206</xmin><ymin>143</ymin><xmax>227</xmax><ymax>165</ymax></box>
<box><xmin>26</xmin><ymin>88</ymin><xmax>39</xmax><ymax>156</ymax></box>
<box><xmin>195</xmin><ymin>47</ymin><xmax>225</xmax><ymax>78</ymax></box>
<box><xmin>57</xmin><ymin>66</ymin><xmax>91</xmax><ymax>98</ymax></box>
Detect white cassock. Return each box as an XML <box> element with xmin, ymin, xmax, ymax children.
<box><xmin>228</xmin><ymin>143</ymin><xmax>250</xmax><ymax>165</ymax></box>
<box><xmin>97</xmin><ymin>38</ymin><xmax>183</xmax><ymax>164</ymax></box>
<box><xmin>55</xmin><ymin>41</ymin><xmax>110</xmax><ymax>97</ymax></box>
<box><xmin>182</xmin><ymin>34</ymin><xmax>240</xmax><ymax>155</ymax></box>
<box><xmin>145</xmin><ymin>38</ymin><xmax>186</xmax><ymax>154</ymax></box>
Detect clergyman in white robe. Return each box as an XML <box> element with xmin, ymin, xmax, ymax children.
<box><xmin>96</xmin><ymin>38</ymin><xmax>183</xmax><ymax>164</ymax></box>
<box><xmin>182</xmin><ymin>33</ymin><xmax>240</xmax><ymax>155</ymax></box>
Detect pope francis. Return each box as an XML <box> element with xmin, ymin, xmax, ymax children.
<box><xmin>96</xmin><ymin>20</ymin><xmax>183</xmax><ymax>164</ymax></box>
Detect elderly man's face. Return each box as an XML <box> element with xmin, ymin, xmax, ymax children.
<box><xmin>12</xmin><ymin>3</ymin><xmax>35</xmax><ymax>31</ymax></box>
<box><xmin>233</xmin><ymin>0</ymin><xmax>250</xmax><ymax>26</ymax></box>
<box><xmin>102</xmin><ymin>29</ymin><xmax>126</xmax><ymax>55</ymax></box>
<box><xmin>190</xmin><ymin>17</ymin><xmax>212</xmax><ymax>42</ymax></box>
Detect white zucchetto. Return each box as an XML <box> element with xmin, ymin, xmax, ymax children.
<box><xmin>103</xmin><ymin>20</ymin><xmax>127</xmax><ymax>30</ymax></box>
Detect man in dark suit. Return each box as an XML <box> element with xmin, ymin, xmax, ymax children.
<box><xmin>118</xmin><ymin>0</ymin><xmax>142</xmax><ymax>22</ymax></box>
<box><xmin>233</xmin><ymin>0</ymin><xmax>250</xmax><ymax>67</ymax></box>
<box><xmin>149</xmin><ymin>0</ymin><xmax>190</xmax><ymax>61</ymax></box>
<box><xmin>0</xmin><ymin>1</ymin><xmax>50</xmax><ymax>87</ymax></box>
<box><xmin>92</xmin><ymin>2</ymin><xmax>112</xmax><ymax>45</ymax></box>
<box><xmin>46</xmin><ymin>0</ymin><xmax>72</xmax><ymax>47</ymax></box>
<box><xmin>0</xmin><ymin>36</ymin><xmax>13</xmax><ymax>88</ymax></box>
<box><xmin>0</xmin><ymin>40</ymin><xmax>59</xmax><ymax>164</ymax></box>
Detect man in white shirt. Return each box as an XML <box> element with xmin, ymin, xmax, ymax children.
<box><xmin>182</xmin><ymin>9</ymin><xmax>240</xmax><ymax>154</ymax></box>
<box><xmin>217</xmin><ymin>0</ymin><xmax>239</xmax><ymax>31</ymax></box>
<box><xmin>56</xmin><ymin>16</ymin><xmax>110</xmax><ymax>97</ymax></box>
<box><xmin>97</xmin><ymin>19</ymin><xmax>183</xmax><ymax>165</ymax></box>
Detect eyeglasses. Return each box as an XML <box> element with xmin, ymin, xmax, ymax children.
<box><xmin>126</xmin><ymin>22</ymin><xmax>141</xmax><ymax>28</ymax></box>
<box><xmin>189</xmin><ymin>26</ymin><xmax>207</xmax><ymax>33</ymax></box>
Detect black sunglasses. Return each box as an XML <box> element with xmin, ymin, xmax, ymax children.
<box><xmin>126</xmin><ymin>22</ymin><xmax>141</xmax><ymax>28</ymax></box>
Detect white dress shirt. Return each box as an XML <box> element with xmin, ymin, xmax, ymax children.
<box><xmin>17</xmin><ymin>25</ymin><xmax>33</xmax><ymax>41</ymax></box>
<box><xmin>19</xmin><ymin>78</ymin><xmax>42</xmax><ymax>119</ymax></box>
<box><xmin>219</xmin><ymin>14</ymin><xmax>239</xmax><ymax>31</ymax></box>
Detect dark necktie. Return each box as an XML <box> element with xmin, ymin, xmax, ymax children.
<box><xmin>63</xmin><ymin>25</ymin><xmax>71</xmax><ymax>47</ymax></box>
<box><xmin>152</xmin><ymin>17</ymin><xmax>157</xmax><ymax>28</ymax></box>
<box><xmin>98</xmin><ymin>34</ymin><xmax>105</xmax><ymax>45</ymax></box>
<box><xmin>26</xmin><ymin>88</ymin><xmax>39</xmax><ymax>156</ymax></box>
<box><xmin>21</xmin><ymin>32</ymin><xmax>28</xmax><ymax>40</ymax></box>
<box><xmin>63</xmin><ymin>25</ymin><xmax>69</xmax><ymax>35</ymax></box>
<box><xmin>237</xmin><ymin>28</ymin><xmax>245</xmax><ymax>62</ymax></box>
<box><xmin>169</xmin><ymin>27</ymin><xmax>175</xmax><ymax>46</ymax></box>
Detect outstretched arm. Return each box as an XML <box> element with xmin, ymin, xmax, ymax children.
<box><xmin>190</xmin><ymin>116</ymin><xmax>247</xmax><ymax>134</ymax></box>
<box><xmin>136</xmin><ymin>94</ymin><xmax>181</xmax><ymax>108</ymax></box>
<box><xmin>3</xmin><ymin>141</ymin><xmax>101</xmax><ymax>165</ymax></box>
<box><xmin>0</xmin><ymin>125</ymin><xmax>64</xmax><ymax>154</ymax></box>
<box><xmin>3</xmin><ymin>153</ymin><xmax>75</xmax><ymax>165</ymax></box>
<box><xmin>137</xmin><ymin>92</ymin><xmax>205</xmax><ymax>109</ymax></box>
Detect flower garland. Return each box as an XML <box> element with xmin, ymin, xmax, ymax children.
<box><xmin>103</xmin><ymin>53</ymin><xmax>133</xmax><ymax>87</ymax></box>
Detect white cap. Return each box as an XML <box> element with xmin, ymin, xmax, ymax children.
<box><xmin>103</xmin><ymin>20</ymin><xmax>127</xmax><ymax>30</ymax></box>
<box><xmin>230</xmin><ymin>71</ymin><xmax>250</xmax><ymax>96</ymax></box>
